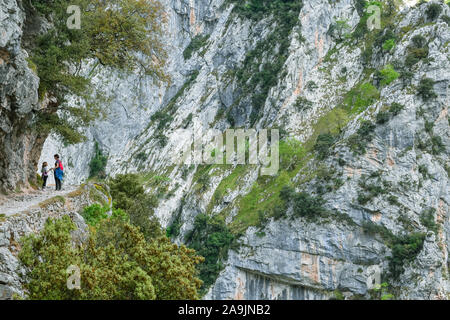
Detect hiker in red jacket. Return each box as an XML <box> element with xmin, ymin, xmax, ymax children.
<box><xmin>52</xmin><ymin>154</ymin><xmax>64</xmax><ymax>191</ymax></box>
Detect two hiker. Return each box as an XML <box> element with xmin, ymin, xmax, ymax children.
<box><xmin>41</xmin><ymin>154</ymin><xmax>64</xmax><ymax>191</ymax></box>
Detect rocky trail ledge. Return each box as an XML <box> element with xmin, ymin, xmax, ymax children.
<box><xmin>0</xmin><ymin>186</ymin><xmax>78</xmax><ymax>217</ymax></box>
<box><xmin>0</xmin><ymin>183</ymin><xmax>111</xmax><ymax>299</ymax></box>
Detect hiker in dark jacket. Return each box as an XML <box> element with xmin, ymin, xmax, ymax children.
<box><xmin>52</xmin><ymin>154</ymin><xmax>64</xmax><ymax>191</ymax></box>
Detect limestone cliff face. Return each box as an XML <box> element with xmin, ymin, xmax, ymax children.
<box><xmin>11</xmin><ymin>0</ymin><xmax>450</xmax><ymax>299</ymax></box>
<box><xmin>0</xmin><ymin>0</ymin><xmax>45</xmax><ymax>192</ymax></box>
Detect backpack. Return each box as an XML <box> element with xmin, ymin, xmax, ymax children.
<box><xmin>57</xmin><ymin>160</ymin><xmax>64</xmax><ymax>171</ymax></box>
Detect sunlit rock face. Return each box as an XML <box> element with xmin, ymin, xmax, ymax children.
<box><xmin>38</xmin><ymin>0</ymin><xmax>449</xmax><ymax>299</ymax></box>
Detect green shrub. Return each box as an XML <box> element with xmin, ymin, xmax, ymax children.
<box><xmin>306</xmin><ymin>81</ymin><xmax>318</xmax><ymax>90</ymax></box>
<box><xmin>183</xmin><ymin>35</ymin><xmax>210</xmax><ymax>60</ymax></box>
<box><xmin>382</xmin><ymin>39</ymin><xmax>395</xmax><ymax>51</ymax></box>
<box><xmin>347</xmin><ymin>120</ymin><xmax>376</xmax><ymax>155</ymax></box>
<box><xmin>411</xmin><ymin>35</ymin><xmax>427</xmax><ymax>48</ymax></box>
<box><xmin>166</xmin><ymin>215</ymin><xmax>182</xmax><ymax>238</ymax></box>
<box><xmin>342</xmin><ymin>83</ymin><xmax>379</xmax><ymax>114</ymax></box>
<box><xmin>185</xmin><ymin>214</ymin><xmax>234</xmax><ymax>294</ymax></box>
<box><xmin>357</xmin><ymin>174</ymin><xmax>390</xmax><ymax>205</ymax></box>
<box><xmin>292</xmin><ymin>192</ymin><xmax>327</xmax><ymax>219</ymax></box>
<box><xmin>18</xmin><ymin>216</ymin><xmax>203</xmax><ymax>299</ymax></box>
<box><xmin>197</xmin><ymin>172</ymin><xmax>211</xmax><ymax>192</ymax></box>
<box><xmin>389</xmin><ymin>102</ymin><xmax>404</xmax><ymax>116</ymax></box>
<box><xmin>89</xmin><ymin>142</ymin><xmax>108</xmax><ymax>178</ymax></box>
<box><xmin>404</xmin><ymin>36</ymin><xmax>428</xmax><ymax>68</ymax></box>
<box><xmin>329</xmin><ymin>19</ymin><xmax>352</xmax><ymax>41</ymax></box>
<box><xmin>135</xmin><ymin>152</ymin><xmax>147</xmax><ymax>162</ymax></box>
<box><xmin>376</xmin><ymin>111</ymin><xmax>390</xmax><ymax>124</ymax></box>
<box><xmin>293</xmin><ymin>96</ymin><xmax>313</xmax><ymax>111</ymax></box>
<box><xmin>404</xmin><ymin>53</ymin><xmax>420</xmax><ymax>68</ymax></box>
<box><xmin>387</xmin><ymin>195</ymin><xmax>400</xmax><ymax>206</ymax></box>
<box><xmin>431</xmin><ymin>135</ymin><xmax>445</xmax><ymax>154</ymax></box>
<box><xmin>109</xmin><ymin>174</ymin><xmax>145</xmax><ymax>211</ymax></box>
<box><xmin>279</xmin><ymin>185</ymin><xmax>295</xmax><ymax>202</ymax></box>
<box><xmin>82</xmin><ymin>204</ymin><xmax>109</xmax><ymax>226</ymax></box>
<box><xmin>127</xmin><ymin>194</ymin><xmax>162</xmax><ymax>240</ymax></box>
<box><xmin>405</xmin><ymin>48</ymin><xmax>429</xmax><ymax>67</ymax></box>
<box><xmin>151</xmin><ymin>111</ymin><xmax>173</xmax><ymax>131</ymax></box>
<box><xmin>155</xmin><ymin>132</ymin><xmax>168</xmax><ymax>147</ymax></box>
<box><xmin>420</xmin><ymin>208</ymin><xmax>438</xmax><ymax>234</ymax></box>
<box><xmin>388</xmin><ymin>233</ymin><xmax>426</xmax><ymax>279</ymax></box>
<box><xmin>424</xmin><ymin>120</ymin><xmax>434</xmax><ymax>134</ymax></box>
<box><xmin>314</xmin><ymin>133</ymin><xmax>335</xmax><ymax>160</ymax></box>
<box><xmin>379</xmin><ymin>64</ymin><xmax>399</xmax><ymax>86</ymax></box>
<box><xmin>417</xmin><ymin>78</ymin><xmax>437</xmax><ymax>100</ymax></box>
<box><xmin>418</xmin><ymin>164</ymin><xmax>429</xmax><ymax>179</ymax></box>
<box><xmin>111</xmin><ymin>208</ymin><xmax>129</xmax><ymax>222</ymax></box>
<box><xmin>358</xmin><ymin>120</ymin><xmax>376</xmax><ymax>136</ymax></box>
<box><xmin>426</xmin><ymin>3</ymin><xmax>443</xmax><ymax>20</ymax></box>
<box><xmin>409</xmin><ymin>47</ymin><xmax>429</xmax><ymax>59</ymax></box>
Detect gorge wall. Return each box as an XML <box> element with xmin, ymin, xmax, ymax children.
<box><xmin>1</xmin><ymin>0</ymin><xmax>449</xmax><ymax>299</ymax></box>
<box><xmin>0</xmin><ymin>0</ymin><xmax>45</xmax><ymax>192</ymax></box>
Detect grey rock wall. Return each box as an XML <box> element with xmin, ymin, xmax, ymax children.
<box><xmin>32</xmin><ymin>0</ymin><xmax>450</xmax><ymax>300</ymax></box>
<box><xmin>0</xmin><ymin>0</ymin><xmax>43</xmax><ymax>191</ymax></box>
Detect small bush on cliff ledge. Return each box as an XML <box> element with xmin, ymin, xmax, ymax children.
<box><xmin>378</xmin><ymin>64</ymin><xmax>399</xmax><ymax>86</ymax></box>
<box><xmin>388</xmin><ymin>233</ymin><xmax>426</xmax><ymax>279</ymax></box>
<box><xmin>417</xmin><ymin>78</ymin><xmax>437</xmax><ymax>101</ymax></box>
<box><xmin>426</xmin><ymin>3</ymin><xmax>443</xmax><ymax>21</ymax></box>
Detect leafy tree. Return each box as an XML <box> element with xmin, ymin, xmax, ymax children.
<box><xmin>89</xmin><ymin>142</ymin><xmax>108</xmax><ymax>178</ymax></box>
<box><xmin>370</xmin><ymin>282</ymin><xmax>394</xmax><ymax>300</ymax></box>
<box><xmin>18</xmin><ymin>216</ymin><xmax>82</xmax><ymax>299</ymax></box>
<box><xmin>185</xmin><ymin>214</ymin><xmax>234</xmax><ymax>294</ymax></box>
<box><xmin>19</xmin><ymin>216</ymin><xmax>203</xmax><ymax>299</ymax></box>
<box><xmin>109</xmin><ymin>174</ymin><xmax>146</xmax><ymax>211</ymax></box>
<box><xmin>109</xmin><ymin>173</ymin><xmax>162</xmax><ymax>240</ymax></box>
<box><xmin>28</xmin><ymin>0</ymin><xmax>168</xmax><ymax>144</ymax></box>
<box><xmin>127</xmin><ymin>194</ymin><xmax>163</xmax><ymax>240</ymax></box>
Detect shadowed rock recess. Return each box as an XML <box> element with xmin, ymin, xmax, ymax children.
<box><xmin>1</xmin><ymin>0</ymin><xmax>449</xmax><ymax>300</ymax></box>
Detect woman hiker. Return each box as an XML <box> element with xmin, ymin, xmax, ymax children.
<box><xmin>52</xmin><ymin>154</ymin><xmax>64</xmax><ymax>191</ymax></box>
<box><xmin>41</xmin><ymin>162</ymin><xmax>50</xmax><ymax>190</ymax></box>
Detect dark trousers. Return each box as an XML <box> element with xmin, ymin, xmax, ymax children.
<box><xmin>55</xmin><ymin>176</ymin><xmax>62</xmax><ymax>190</ymax></box>
<box><xmin>42</xmin><ymin>175</ymin><xmax>48</xmax><ymax>188</ymax></box>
